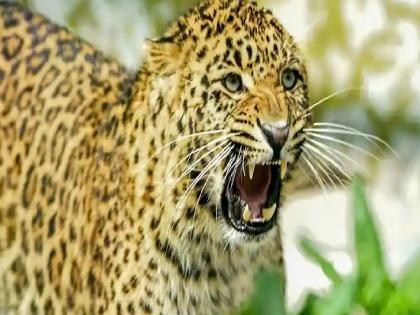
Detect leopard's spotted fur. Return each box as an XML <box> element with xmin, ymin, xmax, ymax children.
<box><xmin>0</xmin><ymin>1</ymin><xmax>310</xmax><ymax>314</ymax></box>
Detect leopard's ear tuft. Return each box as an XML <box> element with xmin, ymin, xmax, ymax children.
<box><xmin>145</xmin><ymin>37</ymin><xmax>182</xmax><ymax>75</ymax></box>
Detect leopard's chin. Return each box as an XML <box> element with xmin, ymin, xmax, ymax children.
<box><xmin>221</xmin><ymin>163</ymin><xmax>281</xmax><ymax>236</ymax></box>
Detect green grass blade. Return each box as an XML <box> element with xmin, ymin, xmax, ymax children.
<box><xmin>236</xmin><ymin>271</ymin><xmax>286</xmax><ymax>315</ymax></box>
<box><xmin>299</xmin><ymin>235</ymin><xmax>341</xmax><ymax>285</ymax></box>
<box><xmin>351</xmin><ymin>179</ymin><xmax>394</xmax><ymax>312</ymax></box>
<box><xmin>296</xmin><ymin>277</ymin><xmax>357</xmax><ymax>315</ymax></box>
<box><xmin>381</xmin><ymin>254</ymin><xmax>420</xmax><ymax>315</ymax></box>
<box><xmin>352</xmin><ymin>179</ymin><xmax>386</xmax><ymax>273</ymax></box>
<box><xmin>315</xmin><ymin>276</ymin><xmax>358</xmax><ymax>315</ymax></box>
<box><xmin>295</xmin><ymin>293</ymin><xmax>322</xmax><ymax>315</ymax></box>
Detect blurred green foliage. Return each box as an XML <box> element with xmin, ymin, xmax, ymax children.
<box><xmin>236</xmin><ymin>180</ymin><xmax>420</xmax><ymax>315</ymax></box>
<box><xmin>304</xmin><ymin>0</ymin><xmax>420</xmax><ymax>157</ymax></box>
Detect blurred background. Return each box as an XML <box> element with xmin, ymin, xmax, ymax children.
<box><xmin>9</xmin><ymin>0</ymin><xmax>420</xmax><ymax>312</ymax></box>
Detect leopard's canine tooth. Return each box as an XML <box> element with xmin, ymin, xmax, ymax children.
<box><xmin>248</xmin><ymin>164</ymin><xmax>255</xmax><ymax>180</ymax></box>
<box><xmin>262</xmin><ymin>203</ymin><xmax>276</xmax><ymax>221</ymax></box>
<box><xmin>280</xmin><ymin>160</ymin><xmax>287</xmax><ymax>180</ymax></box>
<box><xmin>242</xmin><ymin>205</ymin><xmax>251</xmax><ymax>222</ymax></box>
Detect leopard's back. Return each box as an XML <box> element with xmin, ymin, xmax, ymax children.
<box><xmin>0</xmin><ymin>3</ymin><xmax>135</xmax><ymax>313</ymax></box>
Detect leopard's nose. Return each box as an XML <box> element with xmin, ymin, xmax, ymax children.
<box><xmin>261</xmin><ymin>121</ymin><xmax>289</xmax><ymax>152</ymax></box>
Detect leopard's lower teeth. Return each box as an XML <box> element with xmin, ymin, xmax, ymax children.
<box><xmin>262</xmin><ymin>203</ymin><xmax>276</xmax><ymax>220</ymax></box>
<box><xmin>242</xmin><ymin>205</ymin><xmax>252</xmax><ymax>222</ymax></box>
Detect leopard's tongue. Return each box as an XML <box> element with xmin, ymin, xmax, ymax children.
<box><xmin>234</xmin><ymin>165</ymin><xmax>271</xmax><ymax>218</ymax></box>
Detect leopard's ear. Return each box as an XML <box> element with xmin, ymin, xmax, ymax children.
<box><xmin>145</xmin><ymin>37</ymin><xmax>182</xmax><ymax>75</ymax></box>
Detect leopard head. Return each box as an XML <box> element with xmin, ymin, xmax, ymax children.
<box><xmin>136</xmin><ymin>0</ymin><xmax>311</xmax><ymax>246</ymax></box>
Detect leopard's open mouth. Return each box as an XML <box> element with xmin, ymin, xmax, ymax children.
<box><xmin>222</xmin><ymin>163</ymin><xmax>282</xmax><ymax>235</ymax></box>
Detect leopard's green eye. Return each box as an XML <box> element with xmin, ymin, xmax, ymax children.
<box><xmin>223</xmin><ymin>73</ymin><xmax>243</xmax><ymax>93</ymax></box>
<box><xmin>281</xmin><ymin>68</ymin><xmax>299</xmax><ymax>90</ymax></box>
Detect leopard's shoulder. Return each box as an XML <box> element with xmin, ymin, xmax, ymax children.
<box><xmin>0</xmin><ymin>1</ymin><xmax>135</xmax><ymax>116</ymax></box>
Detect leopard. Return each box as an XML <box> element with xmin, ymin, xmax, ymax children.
<box><xmin>0</xmin><ymin>0</ymin><xmax>310</xmax><ymax>314</ymax></box>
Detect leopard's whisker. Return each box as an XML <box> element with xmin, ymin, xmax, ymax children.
<box><xmin>305</xmin><ymin>127</ymin><xmax>386</xmax><ymax>153</ymax></box>
<box><xmin>173</xmin><ymin>145</ymin><xmax>232</xmax><ymax>220</ymax></box>
<box><xmin>310</xmin><ymin>122</ymin><xmax>398</xmax><ymax>157</ymax></box>
<box><xmin>297</xmin><ymin>162</ymin><xmax>316</xmax><ymax>187</ymax></box>
<box><xmin>303</xmin><ymin>144</ymin><xmax>351</xmax><ymax>187</ymax></box>
<box><xmin>304</xmin><ymin>141</ymin><xmax>354</xmax><ymax>181</ymax></box>
<box><xmin>163</xmin><ymin>131</ymin><xmax>239</xmax><ymax>190</ymax></box>
<box><xmin>302</xmin><ymin>147</ymin><xmax>339</xmax><ymax>189</ymax></box>
<box><xmin>302</xmin><ymin>148</ymin><xmax>330</xmax><ymax>188</ymax></box>
<box><xmin>306</xmin><ymin>138</ymin><xmax>368</xmax><ymax>175</ymax></box>
<box><xmin>305</xmin><ymin>132</ymin><xmax>381</xmax><ymax>161</ymax></box>
<box><xmin>298</xmin><ymin>12</ymin><xmax>326</xmax><ymax>42</ymax></box>
<box><xmin>226</xmin><ymin>153</ymin><xmax>237</xmax><ymax>191</ymax></box>
<box><xmin>190</xmin><ymin>172</ymin><xmax>210</xmax><ymax>235</ymax></box>
<box><xmin>224</xmin><ymin>154</ymin><xmax>237</xmax><ymax>190</ymax></box>
<box><xmin>180</xmin><ymin>144</ymin><xmax>231</xmax><ymax>201</ymax></box>
<box><xmin>138</xmin><ymin>129</ymin><xmax>228</xmax><ymax>169</ymax></box>
<box><xmin>193</xmin><ymin>155</ymin><xmax>226</xmax><ymax>225</ymax></box>
<box><xmin>162</xmin><ymin>140</ymin><xmax>228</xmax><ymax>195</ymax></box>
<box><xmin>163</xmin><ymin>136</ymin><xmax>230</xmax><ymax>198</ymax></box>
<box><xmin>163</xmin><ymin>132</ymin><xmax>238</xmax><ymax>188</ymax></box>
<box><xmin>301</xmin><ymin>152</ymin><xmax>327</xmax><ymax>193</ymax></box>
<box><xmin>229</xmin><ymin>154</ymin><xmax>242</xmax><ymax>191</ymax></box>
<box><xmin>206</xmin><ymin>146</ymin><xmax>238</xmax><ymax>225</ymax></box>
<box><xmin>161</xmin><ymin>129</ymin><xmax>228</xmax><ymax>150</ymax></box>
<box><xmin>160</xmin><ymin>141</ymin><xmax>229</xmax><ymax>241</ymax></box>
<box><xmin>303</xmin><ymin>146</ymin><xmax>339</xmax><ymax>189</ymax></box>
<box><xmin>213</xmin><ymin>153</ymin><xmax>236</xmax><ymax>222</ymax></box>
<box><xmin>298</xmin><ymin>87</ymin><xmax>364</xmax><ymax>120</ymax></box>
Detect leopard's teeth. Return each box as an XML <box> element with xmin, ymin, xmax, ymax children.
<box><xmin>262</xmin><ymin>203</ymin><xmax>276</xmax><ymax>221</ymax></box>
<box><xmin>248</xmin><ymin>164</ymin><xmax>255</xmax><ymax>180</ymax></box>
<box><xmin>280</xmin><ymin>160</ymin><xmax>288</xmax><ymax>180</ymax></box>
<box><xmin>242</xmin><ymin>205</ymin><xmax>252</xmax><ymax>222</ymax></box>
